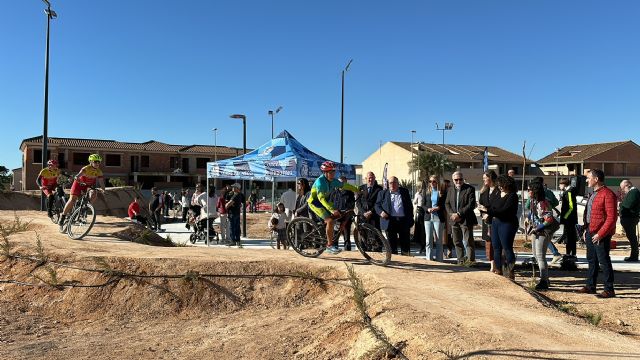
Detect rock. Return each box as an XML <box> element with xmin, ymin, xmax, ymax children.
<box><xmin>617</xmin><ymin>319</ymin><xmax>627</xmax><ymax>326</ymax></box>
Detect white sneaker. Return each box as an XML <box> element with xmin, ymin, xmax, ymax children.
<box><xmin>551</xmin><ymin>255</ymin><xmax>562</xmax><ymax>264</ymax></box>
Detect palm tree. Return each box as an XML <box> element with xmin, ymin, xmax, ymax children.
<box><xmin>408</xmin><ymin>152</ymin><xmax>455</xmax><ymax>180</ymax></box>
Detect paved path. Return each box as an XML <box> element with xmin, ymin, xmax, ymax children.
<box><xmin>157</xmin><ymin>221</ymin><xmax>640</xmax><ymax>271</ymax></box>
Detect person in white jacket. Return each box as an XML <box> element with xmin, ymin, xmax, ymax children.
<box><xmin>280</xmin><ymin>187</ymin><xmax>297</xmax><ymax>219</ymax></box>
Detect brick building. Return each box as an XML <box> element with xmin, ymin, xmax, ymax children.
<box><xmin>537</xmin><ymin>140</ymin><xmax>640</xmax><ymax>188</ymax></box>
<box><xmin>18</xmin><ymin>136</ymin><xmax>244</xmax><ymax>191</ymax></box>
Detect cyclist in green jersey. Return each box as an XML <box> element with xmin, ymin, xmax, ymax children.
<box><xmin>308</xmin><ymin>161</ymin><xmax>359</xmax><ymax>254</ymax></box>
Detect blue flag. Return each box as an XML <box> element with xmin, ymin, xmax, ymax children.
<box><xmin>483</xmin><ymin>147</ymin><xmax>489</xmax><ymax>172</ymax></box>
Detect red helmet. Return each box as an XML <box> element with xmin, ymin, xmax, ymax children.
<box><xmin>47</xmin><ymin>159</ymin><xmax>58</xmax><ymax>166</ymax></box>
<box><xmin>320</xmin><ymin>161</ymin><xmax>336</xmax><ymax>172</ymax></box>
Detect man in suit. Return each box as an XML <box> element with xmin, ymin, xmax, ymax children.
<box><xmin>445</xmin><ymin>171</ymin><xmax>478</xmax><ymax>263</ymax></box>
<box><xmin>619</xmin><ymin>179</ymin><xmax>640</xmax><ymax>262</ymax></box>
<box><xmin>375</xmin><ymin>176</ymin><xmax>414</xmax><ymax>255</ymax></box>
<box><xmin>356</xmin><ymin>171</ymin><xmax>383</xmax><ymax>230</ymax></box>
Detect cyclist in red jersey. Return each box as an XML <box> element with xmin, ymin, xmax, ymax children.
<box><xmin>59</xmin><ymin>154</ymin><xmax>106</xmax><ymax>232</ymax></box>
<box><xmin>36</xmin><ymin>159</ymin><xmax>61</xmax><ymax>218</ymax></box>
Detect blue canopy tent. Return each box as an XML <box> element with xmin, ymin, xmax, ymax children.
<box><xmin>206</xmin><ymin>130</ymin><xmax>356</xmax><ymax>181</ymax></box>
<box><xmin>204</xmin><ymin>130</ymin><xmax>355</xmax><ymax>245</ymax></box>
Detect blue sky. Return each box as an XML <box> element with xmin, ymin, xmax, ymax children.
<box><xmin>2</xmin><ymin>0</ymin><xmax>639</xmax><ymax>171</ymax></box>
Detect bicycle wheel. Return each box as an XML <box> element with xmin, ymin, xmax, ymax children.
<box><xmin>354</xmin><ymin>223</ymin><xmax>391</xmax><ymax>266</ymax></box>
<box><xmin>50</xmin><ymin>202</ymin><xmax>61</xmax><ymax>224</ymax></box>
<box><xmin>67</xmin><ymin>203</ymin><xmax>97</xmax><ymax>240</ymax></box>
<box><xmin>286</xmin><ymin>217</ymin><xmax>326</xmax><ymax>258</ymax></box>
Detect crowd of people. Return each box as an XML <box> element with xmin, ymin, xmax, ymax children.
<box><xmin>39</xmin><ymin>155</ymin><xmax>637</xmax><ymax>298</ymax></box>
<box><xmin>285</xmin><ymin>163</ymin><xmax>635</xmax><ymax>299</ymax></box>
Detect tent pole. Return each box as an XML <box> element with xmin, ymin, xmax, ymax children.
<box><xmin>206</xmin><ymin>175</ymin><xmax>209</xmax><ymax>247</ymax></box>
<box><xmin>272</xmin><ymin>178</ymin><xmax>276</xmax><ymax>213</ymax></box>
<box><xmin>206</xmin><ymin>174</ymin><xmax>215</xmax><ymax>247</ymax></box>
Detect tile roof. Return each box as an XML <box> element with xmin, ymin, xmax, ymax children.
<box><xmin>20</xmin><ymin>136</ymin><xmax>243</xmax><ymax>156</ymax></box>
<box><xmin>391</xmin><ymin>142</ymin><xmax>525</xmax><ymax>164</ymax></box>
<box><xmin>537</xmin><ymin>141</ymin><xmax>632</xmax><ymax>164</ymax></box>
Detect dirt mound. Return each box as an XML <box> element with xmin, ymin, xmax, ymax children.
<box><xmin>0</xmin><ymin>191</ymin><xmax>40</xmax><ymax>210</ymax></box>
<box><xmin>1</xmin><ymin>187</ymin><xmax>144</xmax><ymax>218</ymax></box>
<box><xmin>0</xmin><ymin>252</ymin><xmax>372</xmax><ymax>359</ymax></box>
<box><xmin>113</xmin><ymin>225</ymin><xmax>176</xmax><ymax>247</ymax></box>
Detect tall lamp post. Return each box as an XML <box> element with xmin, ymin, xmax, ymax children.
<box><xmin>410</xmin><ymin>130</ymin><xmax>416</xmax><ymax>195</ymax></box>
<box><xmin>212</xmin><ymin>128</ymin><xmax>219</xmax><ymax>162</ymax></box>
<box><xmin>230</xmin><ymin>114</ymin><xmax>247</xmax><ymax>238</ymax></box>
<box><xmin>268</xmin><ymin>106</ymin><xmax>282</xmax><ymax>139</ymax></box>
<box><xmin>435</xmin><ymin>122</ymin><xmax>454</xmax><ymax>145</ymax></box>
<box><xmin>41</xmin><ymin>0</ymin><xmax>57</xmax><ymax>211</ymax></box>
<box><xmin>340</xmin><ymin>59</ymin><xmax>353</xmax><ymax>163</ymax></box>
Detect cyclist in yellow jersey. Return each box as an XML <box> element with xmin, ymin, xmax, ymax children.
<box><xmin>36</xmin><ymin>159</ymin><xmax>61</xmax><ymax>218</ymax></box>
<box><xmin>308</xmin><ymin>161</ymin><xmax>359</xmax><ymax>254</ymax></box>
<box><xmin>59</xmin><ymin>154</ymin><xmax>106</xmax><ymax>232</ymax></box>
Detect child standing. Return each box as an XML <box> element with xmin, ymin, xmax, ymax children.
<box><xmin>269</xmin><ymin>202</ymin><xmax>288</xmax><ymax>249</ymax></box>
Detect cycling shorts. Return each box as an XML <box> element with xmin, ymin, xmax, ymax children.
<box><xmin>70</xmin><ymin>180</ymin><xmax>89</xmax><ymax>196</ymax></box>
<box><xmin>41</xmin><ymin>186</ymin><xmax>56</xmax><ymax>197</ymax></box>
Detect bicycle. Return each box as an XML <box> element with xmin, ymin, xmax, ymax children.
<box><xmin>65</xmin><ymin>183</ymin><xmax>98</xmax><ymax>240</ymax></box>
<box><xmin>286</xmin><ymin>209</ymin><xmax>392</xmax><ymax>266</ymax></box>
<box><xmin>49</xmin><ymin>177</ymin><xmax>72</xmax><ymax>225</ymax></box>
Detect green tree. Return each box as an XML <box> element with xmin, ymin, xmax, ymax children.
<box><xmin>108</xmin><ymin>177</ymin><xmax>126</xmax><ymax>187</ymax></box>
<box><xmin>408</xmin><ymin>152</ymin><xmax>456</xmax><ymax>181</ymax></box>
<box><xmin>0</xmin><ymin>166</ymin><xmax>12</xmax><ymax>191</ymax></box>
<box><xmin>399</xmin><ymin>179</ymin><xmax>414</xmax><ymax>191</ymax></box>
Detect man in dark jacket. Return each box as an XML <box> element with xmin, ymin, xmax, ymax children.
<box><xmin>149</xmin><ymin>187</ymin><xmax>164</xmax><ymax>232</ymax></box>
<box><xmin>579</xmin><ymin>169</ymin><xmax>618</xmax><ymax>298</ymax></box>
<box><xmin>445</xmin><ymin>171</ymin><xmax>478</xmax><ymax>263</ymax></box>
<box><xmin>559</xmin><ymin>178</ymin><xmax>578</xmax><ymax>257</ymax></box>
<box><xmin>619</xmin><ymin>179</ymin><xmax>640</xmax><ymax>262</ymax></box>
<box><xmin>356</xmin><ymin>171</ymin><xmax>383</xmax><ymax>230</ymax></box>
<box><xmin>375</xmin><ymin>176</ymin><xmax>414</xmax><ymax>255</ymax></box>
<box><xmin>334</xmin><ymin>176</ymin><xmax>356</xmax><ymax>250</ymax></box>
<box><xmin>226</xmin><ymin>183</ymin><xmax>246</xmax><ymax>247</ymax></box>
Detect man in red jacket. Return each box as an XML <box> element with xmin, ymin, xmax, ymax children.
<box><xmin>579</xmin><ymin>169</ymin><xmax>618</xmax><ymax>298</ymax></box>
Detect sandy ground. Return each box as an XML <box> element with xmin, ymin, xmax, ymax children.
<box><xmin>1</xmin><ymin>210</ymin><xmax>640</xmax><ymax>359</ymax></box>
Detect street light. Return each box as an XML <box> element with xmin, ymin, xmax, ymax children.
<box><xmin>411</xmin><ymin>130</ymin><xmax>416</xmax><ymax>195</ymax></box>
<box><xmin>267</xmin><ymin>106</ymin><xmax>283</xmax><ymax>139</ymax></box>
<box><xmin>435</xmin><ymin>122</ymin><xmax>454</xmax><ymax>145</ymax></box>
<box><xmin>40</xmin><ymin>0</ymin><xmax>57</xmax><ymax>211</ymax></box>
<box><xmin>212</xmin><ymin>128</ymin><xmax>219</xmax><ymax>162</ymax></box>
<box><xmin>340</xmin><ymin>59</ymin><xmax>353</xmax><ymax>163</ymax></box>
<box><xmin>230</xmin><ymin>114</ymin><xmax>247</xmax><ymax>238</ymax></box>
<box><xmin>555</xmin><ymin>147</ymin><xmax>560</xmax><ymax>190</ymax></box>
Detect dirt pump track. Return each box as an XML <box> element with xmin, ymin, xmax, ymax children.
<box><xmin>1</xmin><ymin>211</ymin><xmax>640</xmax><ymax>359</ymax></box>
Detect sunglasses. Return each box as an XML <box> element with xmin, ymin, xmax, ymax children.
<box><xmin>453</xmin><ymin>178</ymin><xmax>463</xmax><ymax>182</ymax></box>
<box><xmin>430</xmin><ymin>180</ymin><xmax>438</xmax><ymax>184</ymax></box>
<box><xmin>92</xmin><ymin>161</ymin><xmax>101</xmax><ymax>164</ymax></box>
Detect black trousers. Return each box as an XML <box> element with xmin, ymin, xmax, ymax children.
<box><xmin>621</xmin><ymin>217</ymin><xmax>639</xmax><ymax>259</ymax></box>
<box><xmin>386</xmin><ymin>217</ymin><xmax>410</xmax><ymax>254</ymax></box>
<box><xmin>152</xmin><ymin>211</ymin><xmax>162</xmax><ymax>230</ymax></box>
<box><xmin>562</xmin><ymin>221</ymin><xmax>578</xmax><ymax>256</ymax></box>
<box><xmin>342</xmin><ymin>218</ymin><xmax>353</xmax><ymax>250</ymax></box>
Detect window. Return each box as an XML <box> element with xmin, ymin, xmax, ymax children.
<box><xmin>32</xmin><ymin>149</ymin><xmax>51</xmax><ymax>164</ymax></box>
<box><xmin>141</xmin><ymin>155</ymin><xmax>150</xmax><ymax>168</ymax></box>
<box><xmin>170</xmin><ymin>157</ymin><xmax>179</xmax><ymax>169</ymax></box>
<box><xmin>73</xmin><ymin>152</ymin><xmax>90</xmax><ymax>165</ymax></box>
<box><xmin>105</xmin><ymin>154</ymin><xmax>121</xmax><ymax>167</ymax></box>
<box><xmin>57</xmin><ymin>153</ymin><xmax>66</xmax><ymax>168</ymax></box>
<box><xmin>196</xmin><ymin>157</ymin><xmax>209</xmax><ymax>169</ymax></box>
